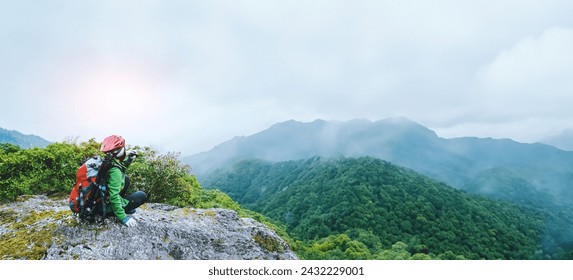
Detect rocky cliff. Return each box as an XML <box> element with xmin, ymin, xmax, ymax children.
<box><xmin>0</xmin><ymin>195</ymin><xmax>298</xmax><ymax>260</ymax></box>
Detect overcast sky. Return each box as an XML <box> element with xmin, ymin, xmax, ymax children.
<box><xmin>1</xmin><ymin>0</ymin><xmax>572</xmax><ymax>155</ymax></box>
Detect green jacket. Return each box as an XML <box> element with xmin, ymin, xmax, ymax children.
<box><xmin>104</xmin><ymin>158</ymin><xmax>131</xmax><ymax>221</ymax></box>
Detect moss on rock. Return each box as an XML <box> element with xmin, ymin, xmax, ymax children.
<box><xmin>0</xmin><ymin>210</ymin><xmax>68</xmax><ymax>259</ymax></box>
<box><xmin>0</xmin><ymin>209</ymin><xmax>17</xmax><ymax>224</ymax></box>
<box><xmin>253</xmin><ymin>231</ymin><xmax>285</xmax><ymax>253</ymax></box>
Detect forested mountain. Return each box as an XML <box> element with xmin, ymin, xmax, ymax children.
<box><xmin>202</xmin><ymin>157</ymin><xmax>557</xmax><ymax>259</ymax></box>
<box><xmin>184</xmin><ymin>118</ymin><xmax>573</xmax><ymax>208</ymax></box>
<box><xmin>0</xmin><ymin>127</ymin><xmax>51</xmax><ymax>148</ymax></box>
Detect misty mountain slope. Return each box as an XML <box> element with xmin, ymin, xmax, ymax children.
<box><xmin>187</xmin><ymin>118</ymin><xmax>462</xmax><ymax>176</ymax></box>
<box><xmin>202</xmin><ymin>157</ymin><xmax>551</xmax><ymax>259</ymax></box>
<box><xmin>184</xmin><ymin>118</ymin><xmax>573</xmax><ymax>206</ymax></box>
<box><xmin>0</xmin><ymin>128</ymin><xmax>51</xmax><ymax>148</ymax></box>
<box><xmin>465</xmin><ymin>167</ymin><xmax>556</xmax><ymax>207</ymax></box>
<box><xmin>542</xmin><ymin>129</ymin><xmax>573</xmax><ymax>151</ymax></box>
<box><xmin>445</xmin><ymin>137</ymin><xmax>573</xmax><ymax>200</ymax></box>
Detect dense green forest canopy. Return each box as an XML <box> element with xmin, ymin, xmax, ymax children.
<box><xmin>203</xmin><ymin>157</ymin><xmax>561</xmax><ymax>259</ymax></box>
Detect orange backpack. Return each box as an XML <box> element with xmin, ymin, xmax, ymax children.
<box><xmin>68</xmin><ymin>155</ymin><xmax>113</xmax><ymax>222</ymax></box>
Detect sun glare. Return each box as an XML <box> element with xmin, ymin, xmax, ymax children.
<box><xmin>68</xmin><ymin>63</ymin><xmax>158</xmax><ymax>123</ymax></box>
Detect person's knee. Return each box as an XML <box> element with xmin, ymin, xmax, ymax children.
<box><xmin>135</xmin><ymin>191</ymin><xmax>147</xmax><ymax>204</ymax></box>
<box><xmin>124</xmin><ymin>191</ymin><xmax>147</xmax><ymax>208</ymax></box>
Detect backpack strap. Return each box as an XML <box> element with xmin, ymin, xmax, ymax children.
<box><xmin>93</xmin><ymin>153</ymin><xmax>115</xmax><ymax>221</ymax></box>
<box><xmin>95</xmin><ymin>153</ymin><xmax>115</xmax><ymax>186</ymax></box>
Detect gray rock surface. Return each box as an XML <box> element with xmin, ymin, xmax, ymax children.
<box><xmin>0</xmin><ymin>195</ymin><xmax>298</xmax><ymax>260</ymax></box>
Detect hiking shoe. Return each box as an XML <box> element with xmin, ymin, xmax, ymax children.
<box><xmin>125</xmin><ymin>209</ymin><xmax>136</xmax><ymax>215</ymax></box>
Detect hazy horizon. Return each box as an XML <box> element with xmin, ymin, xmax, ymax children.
<box><xmin>3</xmin><ymin>116</ymin><xmax>573</xmax><ymax>155</ymax></box>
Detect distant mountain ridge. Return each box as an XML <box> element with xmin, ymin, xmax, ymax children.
<box><xmin>186</xmin><ymin>118</ymin><xmax>440</xmax><ymax>174</ymax></box>
<box><xmin>0</xmin><ymin>127</ymin><xmax>51</xmax><ymax>148</ymax></box>
<box><xmin>184</xmin><ymin>118</ymin><xmax>573</xmax><ymax>205</ymax></box>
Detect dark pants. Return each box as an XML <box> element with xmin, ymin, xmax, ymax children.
<box><xmin>120</xmin><ymin>175</ymin><xmax>147</xmax><ymax>213</ymax></box>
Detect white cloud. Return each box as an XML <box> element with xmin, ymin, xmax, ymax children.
<box><xmin>476</xmin><ymin>27</ymin><xmax>573</xmax><ymax>119</ymax></box>
<box><xmin>434</xmin><ymin>116</ymin><xmax>573</xmax><ymax>144</ymax></box>
<box><xmin>479</xmin><ymin>27</ymin><xmax>573</xmax><ymax>93</ymax></box>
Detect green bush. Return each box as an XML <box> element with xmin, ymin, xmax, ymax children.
<box><xmin>0</xmin><ymin>140</ymin><xmax>100</xmax><ymax>201</ymax></box>
<box><xmin>0</xmin><ymin>141</ymin><xmax>234</xmax><ymax>211</ymax></box>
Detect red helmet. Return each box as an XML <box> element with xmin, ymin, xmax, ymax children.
<box><xmin>100</xmin><ymin>135</ymin><xmax>126</xmax><ymax>153</ymax></box>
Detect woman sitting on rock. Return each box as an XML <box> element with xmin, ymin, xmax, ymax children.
<box><xmin>100</xmin><ymin>135</ymin><xmax>147</xmax><ymax>227</ymax></box>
